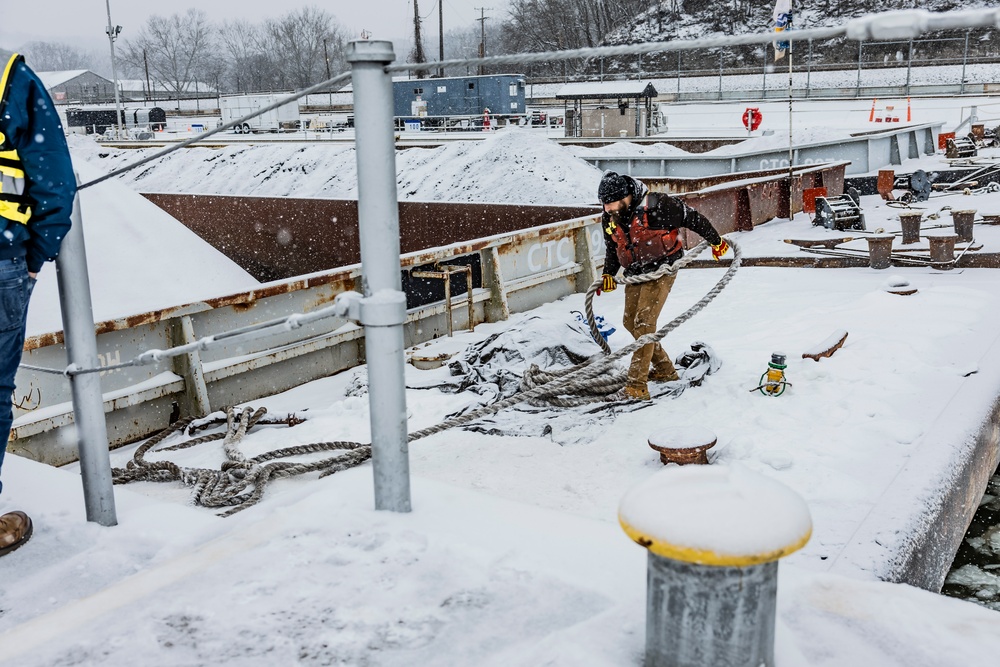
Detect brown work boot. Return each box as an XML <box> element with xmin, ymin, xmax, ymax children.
<box><xmin>0</xmin><ymin>511</ymin><xmax>33</xmax><ymax>557</ymax></box>
<box><xmin>622</xmin><ymin>384</ymin><xmax>651</xmax><ymax>401</ymax></box>
<box><xmin>648</xmin><ymin>367</ymin><xmax>680</xmax><ymax>383</ymax></box>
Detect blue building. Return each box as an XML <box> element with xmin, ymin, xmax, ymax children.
<box><xmin>393</xmin><ymin>74</ymin><xmax>526</xmax><ymax>121</ymax></box>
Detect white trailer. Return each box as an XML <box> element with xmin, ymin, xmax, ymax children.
<box><xmin>220</xmin><ymin>94</ymin><xmax>301</xmax><ymax>133</ymax></box>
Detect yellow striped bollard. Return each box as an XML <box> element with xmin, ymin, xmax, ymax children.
<box><xmin>619</xmin><ymin>464</ymin><xmax>812</xmax><ymax>667</ymax></box>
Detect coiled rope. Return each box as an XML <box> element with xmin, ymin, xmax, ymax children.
<box><xmin>114</xmin><ymin>239</ymin><xmax>741</xmax><ymax>514</ymax></box>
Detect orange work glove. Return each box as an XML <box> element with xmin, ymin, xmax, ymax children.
<box><xmin>598</xmin><ymin>273</ymin><xmax>617</xmax><ymax>294</ymax></box>
<box><xmin>711</xmin><ymin>239</ymin><xmax>730</xmax><ymax>261</ymax></box>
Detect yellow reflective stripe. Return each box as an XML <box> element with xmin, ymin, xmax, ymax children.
<box><xmin>0</xmin><ymin>54</ymin><xmax>29</xmax><ymax>225</ymax></box>
<box><xmin>619</xmin><ymin>517</ymin><xmax>812</xmax><ymax>567</ymax></box>
<box><xmin>0</xmin><ymin>163</ymin><xmax>25</xmax><ymax>178</ymax></box>
<box><xmin>0</xmin><ymin>54</ymin><xmax>19</xmax><ymax>106</ymax></box>
<box><xmin>0</xmin><ymin>200</ymin><xmax>31</xmax><ymax>225</ymax></box>
<box><xmin>0</xmin><ymin>148</ymin><xmax>26</xmax><ymax>183</ymax></box>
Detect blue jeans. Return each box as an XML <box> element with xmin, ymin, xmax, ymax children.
<box><xmin>0</xmin><ymin>257</ymin><xmax>34</xmax><ymax>496</ymax></box>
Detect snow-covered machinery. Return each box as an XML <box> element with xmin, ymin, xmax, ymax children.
<box><xmin>813</xmin><ymin>188</ymin><xmax>865</xmax><ymax>231</ymax></box>
<box><xmin>894</xmin><ymin>169</ymin><xmax>933</xmax><ymax>202</ymax></box>
<box><xmin>946</xmin><ymin>136</ymin><xmax>978</xmax><ymax>159</ymax></box>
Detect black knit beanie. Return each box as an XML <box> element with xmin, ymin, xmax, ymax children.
<box><xmin>598</xmin><ymin>171</ymin><xmax>631</xmax><ymax>204</ymax></box>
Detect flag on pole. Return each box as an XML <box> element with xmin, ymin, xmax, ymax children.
<box><xmin>773</xmin><ymin>0</ymin><xmax>793</xmax><ymax>61</ymax></box>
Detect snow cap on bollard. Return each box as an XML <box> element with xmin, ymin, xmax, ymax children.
<box><xmin>619</xmin><ymin>463</ymin><xmax>811</xmax><ymax>566</ymax></box>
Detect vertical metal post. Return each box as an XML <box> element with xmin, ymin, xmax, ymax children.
<box><xmin>905</xmin><ymin>38</ymin><xmax>913</xmax><ymax>96</ymax></box>
<box><xmin>718</xmin><ymin>51</ymin><xmax>723</xmax><ymax>100</ymax></box>
<box><xmin>806</xmin><ymin>40</ymin><xmax>813</xmax><ymax>98</ymax></box>
<box><xmin>788</xmin><ymin>42</ymin><xmax>794</xmax><ymax>185</ymax></box>
<box><xmin>104</xmin><ymin>0</ymin><xmax>124</xmax><ymax>139</ymax></box>
<box><xmin>175</xmin><ymin>315</ymin><xmax>211</xmax><ymax>417</ymax></box>
<box><xmin>346</xmin><ymin>41</ymin><xmax>411</xmax><ymax>513</ymax></box>
<box><xmin>761</xmin><ymin>54</ymin><xmax>766</xmax><ymax>100</ymax></box>
<box><xmin>56</xmin><ymin>188</ymin><xmax>117</xmax><ymax>526</ymax></box>
<box><xmin>856</xmin><ymin>41</ymin><xmax>863</xmax><ymax>97</ymax></box>
<box><xmin>676</xmin><ymin>51</ymin><xmax>681</xmax><ymax>96</ymax></box>
<box><xmin>443</xmin><ymin>273</ymin><xmax>453</xmax><ymax>337</ymax></box>
<box><xmin>961</xmin><ymin>31</ymin><xmax>969</xmax><ymax>95</ymax></box>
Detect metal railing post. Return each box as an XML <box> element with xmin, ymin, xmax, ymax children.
<box><xmin>961</xmin><ymin>30</ymin><xmax>969</xmax><ymax>94</ymax></box>
<box><xmin>718</xmin><ymin>51</ymin><xmax>723</xmax><ymax>100</ymax></box>
<box><xmin>856</xmin><ymin>41</ymin><xmax>863</xmax><ymax>97</ymax></box>
<box><xmin>346</xmin><ymin>40</ymin><xmax>411</xmax><ymax>513</ymax></box>
<box><xmin>56</xmin><ymin>187</ymin><xmax>117</xmax><ymax>526</ymax></box>
<box><xmin>761</xmin><ymin>54</ymin><xmax>767</xmax><ymax>99</ymax></box>
<box><xmin>905</xmin><ymin>38</ymin><xmax>913</xmax><ymax>96</ymax></box>
<box><xmin>676</xmin><ymin>51</ymin><xmax>681</xmax><ymax>96</ymax></box>
<box><xmin>806</xmin><ymin>40</ymin><xmax>813</xmax><ymax>98</ymax></box>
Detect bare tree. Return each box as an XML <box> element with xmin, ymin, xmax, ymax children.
<box><xmin>265</xmin><ymin>6</ymin><xmax>346</xmax><ymax>89</ymax></box>
<box><xmin>18</xmin><ymin>41</ymin><xmax>97</xmax><ymax>71</ymax></box>
<box><xmin>120</xmin><ymin>9</ymin><xmax>215</xmax><ymax>106</ymax></box>
<box><xmin>442</xmin><ymin>23</ymin><xmax>504</xmax><ymax>76</ymax></box>
<box><xmin>219</xmin><ymin>20</ymin><xmax>281</xmax><ymax>93</ymax></box>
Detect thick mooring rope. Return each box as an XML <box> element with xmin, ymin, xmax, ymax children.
<box><xmin>115</xmin><ymin>239</ymin><xmax>740</xmax><ymax>514</ymax></box>
<box><xmin>112</xmin><ymin>407</ymin><xmax>372</xmax><ymax>517</ymax></box>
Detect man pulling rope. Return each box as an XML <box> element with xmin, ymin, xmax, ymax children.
<box><xmin>595</xmin><ymin>171</ymin><xmax>730</xmax><ymax>400</ymax></box>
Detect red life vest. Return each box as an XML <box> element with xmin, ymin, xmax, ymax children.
<box><xmin>607</xmin><ymin>194</ymin><xmax>682</xmax><ymax>269</ymax></box>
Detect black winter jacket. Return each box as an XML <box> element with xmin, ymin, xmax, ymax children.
<box><xmin>602</xmin><ymin>175</ymin><xmax>722</xmax><ymax>277</ymax></box>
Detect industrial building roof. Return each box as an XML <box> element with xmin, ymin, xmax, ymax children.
<box><xmin>36</xmin><ymin>69</ymin><xmax>101</xmax><ymax>88</ymax></box>
<box><xmin>555</xmin><ymin>80</ymin><xmax>658</xmax><ymax>100</ymax></box>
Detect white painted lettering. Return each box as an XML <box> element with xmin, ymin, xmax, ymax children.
<box><xmin>98</xmin><ymin>350</ymin><xmax>122</xmax><ymax>377</ymax></box>
<box><xmin>556</xmin><ymin>237</ymin><xmax>572</xmax><ymax>266</ymax></box>
<box><xmin>527</xmin><ymin>243</ymin><xmax>544</xmax><ymax>272</ymax></box>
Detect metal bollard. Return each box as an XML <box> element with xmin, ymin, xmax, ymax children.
<box><xmin>927</xmin><ymin>232</ymin><xmax>958</xmax><ymax>269</ymax></box>
<box><xmin>865</xmin><ymin>233</ymin><xmax>894</xmax><ymax>270</ymax></box>
<box><xmin>898</xmin><ymin>212</ymin><xmax>922</xmax><ymax>244</ymax></box>
<box><xmin>619</xmin><ymin>464</ymin><xmax>811</xmax><ymax>667</ymax></box>
<box><xmin>951</xmin><ymin>209</ymin><xmax>976</xmax><ymax>243</ymax></box>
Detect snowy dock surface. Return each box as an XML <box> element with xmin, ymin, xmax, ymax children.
<box><xmin>5</xmin><ymin>98</ymin><xmax>1000</xmax><ymax>664</ymax></box>
<box><xmin>7</xmin><ymin>254</ymin><xmax>1000</xmax><ymax>664</ymax></box>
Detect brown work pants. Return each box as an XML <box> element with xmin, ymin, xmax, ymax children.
<box><xmin>622</xmin><ymin>272</ymin><xmax>677</xmax><ymax>390</ymax></box>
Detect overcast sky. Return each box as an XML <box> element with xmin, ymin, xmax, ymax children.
<box><xmin>3</xmin><ymin>1</ymin><xmax>501</xmax><ymax>53</ymax></box>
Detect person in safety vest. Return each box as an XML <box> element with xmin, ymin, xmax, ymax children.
<box><xmin>597</xmin><ymin>171</ymin><xmax>729</xmax><ymax>401</ymax></box>
<box><xmin>0</xmin><ymin>54</ymin><xmax>76</xmax><ymax>558</ymax></box>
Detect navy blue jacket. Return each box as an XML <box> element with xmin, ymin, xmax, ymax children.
<box><xmin>0</xmin><ymin>57</ymin><xmax>76</xmax><ymax>273</ymax></box>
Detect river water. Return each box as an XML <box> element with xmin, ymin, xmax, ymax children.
<box><xmin>942</xmin><ymin>464</ymin><xmax>1000</xmax><ymax>610</ymax></box>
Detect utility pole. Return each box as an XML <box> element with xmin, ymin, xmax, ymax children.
<box><xmin>104</xmin><ymin>0</ymin><xmax>124</xmax><ymax>138</ymax></box>
<box><xmin>438</xmin><ymin>0</ymin><xmax>444</xmax><ymax>78</ymax></box>
<box><xmin>475</xmin><ymin>7</ymin><xmax>489</xmax><ymax>76</ymax></box>
<box><xmin>413</xmin><ymin>0</ymin><xmax>427</xmax><ymax>78</ymax></box>
<box><xmin>143</xmin><ymin>49</ymin><xmax>151</xmax><ymax>102</ymax></box>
